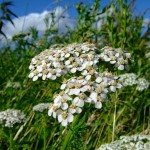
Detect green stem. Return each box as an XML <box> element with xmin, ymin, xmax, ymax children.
<box><xmin>43</xmin><ymin>122</ymin><xmax>46</xmax><ymax>150</ymax></box>
<box><xmin>9</xmin><ymin>129</ymin><xmax>14</xmax><ymax>150</ymax></box>
<box><xmin>42</xmin><ymin>114</ymin><xmax>46</xmax><ymax>150</ymax></box>
<box><xmin>61</xmin><ymin>115</ymin><xmax>79</xmax><ymax>150</ymax></box>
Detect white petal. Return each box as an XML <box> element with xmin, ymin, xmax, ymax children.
<box><xmin>32</xmin><ymin>58</ymin><xmax>37</xmax><ymax>64</ymax></box>
<box><xmin>65</xmin><ymin>53</ymin><xmax>70</xmax><ymax>58</ymax></box>
<box><xmin>75</xmin><ymin>52</ymin><xmax>79</xmax><ymax>57</ymax></box>
<box><xmin>70</xmin><ymin>89</ymin><xmax>80</xmax><ymax>95</ymax></box>
<box><xmin>51</xmin><ymin>75</ymin><xmax>56</xmax><ymax>80</ymax></box>
<box><xmin>117</xmin><ymin>84</ymin><xmax>122</xmax><ymax>89</ymax></box>
<box><xmin>101</xmin><ymin>93</ymin><xmax>107</xmax><ymax>99</ymax></box>
<box><xmin>33</xmin><ymin>76</ymin><xmax>38</xmax><ymax>81</ymax></box>
<box><xmin>81</xmin><ymin>63</ymin><xmax>87</xmax><ymax>69</ymax></box>
<box><xmin>37</xmin><ymin>66</ymin><xmax>43</xmax><ymax>72</ymax></box>
<box><xmin>85</xmin><ymin>75</ymin><xmax>91</xmax><ymax>81</ymax></box>
<box><xmin>81</xmin><ymin>70</ymin><xmax>88</xmax><ymax>76</ymax></box>
<box><xmin>47</xmin><ymin>73</ymin><xmax>52</xmax><ymax>78</ymax></box>
<box><xmin>80</xmin><ymin>85</ymin><xmax>91</xmax><ymax>92</ymax></box>
<box><xmin>60</xmin><ymin>84</ymin><xmax>66</xmax><ymax>90</ymax></box>
<box><xmin>68</xmin><ymin>108</ymin><xmax>76</xmax><ymax>114</ymax></box>
<box><xmin>118</xmin><ymin>65</ymin><xmax>124</xmax><ymax>70</ymax></box>
<box><xmin>28</xmin><ymin>72</ymin><xmax>34</xmax><ymax>78</ymax></box>
<box><xmin>38</xmin><ymin>73</ymin><xmax>42</xmax><ymax>77</ymax></box>
<box><xmin>29</xmin><ymin>65</ymin><xmax>34</xmax><ymax>70</ymax></box>
<box><xmin>95</xmin><ymin>102</ymin><xmax>102</xmax><ymax>109</ymax></box>
<box><xmin>90</xmin><ymin>92</ymin><xmax>97</xmax><ymax>102</ymax></box>
<box><xmin>73</xmin><ymin>97</ymin><xmax>84</xmax><ymax>107</ymax></box>
<box><xmin>71</xmin><ymin>68</ymin><xmax>77</xmax><ymax>73</ymax></box>
<box><xmin>96</xmin><ymin>77</ymin><xmax>102</xmax><ymax>83</ymax></box>
<box><xmin>62</xmin><ymin>119</ymin><xmax>68</xmax><ymax>126</ymax></box>
<box><xmin>67</xmin><ymin>114</ymin><xmax>74</xmax><ymax>123</ymax></box>
<box><xmin>42</xmin><ymin>74</ymin><xmax>47</xmax><ymax>80</ymax></box>
<box><xmin>65</xmin><ymin>60</ymin><xmax>70</xmax><ymax>65</ymax></box>
<box><xmin>104</xmin><ymin>55</ymin><xmax>110</xmax><ymax>61</ymax></box>
<box><xmin>110</xmin><ymin>60</ymin><xmax>116</xmax><ymax>64</ymax></box>
<box><xmin>110</xmin><ymin>86</ymin><xmax>116</xmax><ymax>92</ymax></box>
<box><xmin>48</xmin><ymin>108</ymin><xmax>53</xmax><ymax>116</ymax></box>
<box><xmin>61</xmin><ymin>103</ymin><xmax>68</xmax><ymax>110</ymax></box>
<box><xmin>54</xmin><ymin>95</ymin><xmax>61</xmax><ymax>103</ymax></box>
<box><xmin>88</xmin><ymin>61</ymin><xmax>93</xmax><ymax>66</ymax></box>
<box><xmin>76</xmin><ymin>107</ymin><xmax>82</xmax><ymax>114</ymax></box>
<box><xmin>85</xmin><ymin>97</ymin><xmax>92</xmax><ymax>103</ymax></box>
<box><xmin>52</xmin><ymin>112</ymin><xmax>57</xmax><ymax>118</ymax></box>
<box><xmin>63</xmin><ymin>94</ymin><xmax>72</xmax><ymax>100</ymax></box>
<box><xmin>58</xmin><ymin>114</ymin><xmax>63</xmax><ymax>123</ymax></box>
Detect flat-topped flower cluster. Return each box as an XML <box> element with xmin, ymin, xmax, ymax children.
<box><xmin>98</xmin><ymin>134</ymin><xmax>150</xmax><ymax>150</ymax></box>
<box><xmin>119</xmin><ymin>73</ymin><xmax>149</xmax><ymax>91</ymax></box>
<box><xmin>29</xmin><ymin>43</ymin><xmax>133</xmax><ymax>126</ymax></box>
<box><xmin>48</xmin><ymin>72</ymin><xmax>122</xmax><ymax>126</ymax></box>
<box><xmin>29</xmin><ymin>43</ymin><xmax>99</xmax><ymax>81</ymax></box>
<box><xmin>99</xmin><ymin>46</ymin><xmax>132</xmax><ymax>70</ymax></box>
<box><xmin>0</xmin><ymin>109</ymin><xmax>26</xmax><ymax>128</ymax></box>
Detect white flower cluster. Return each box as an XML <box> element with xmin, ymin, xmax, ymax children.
<box><xmin>29</xmin><ymin>43</ymin><xmax>133</xmax><ymax>126</ymax></box>
<box><xmin>6</xmin><ymin>81</ymin><xmax>21</xmax><ymax>89</ymax></box>
<box><xmin>28</xmin><ymin>43</ymin><xmax>99</xmax><ymax>81</ymax></box>
<box><xmin>33</xmin><ymin>103</ymin><xmax>50</xmax><ymax>112</ymax></box>
<box><xmin>98</xmin><ymin>134</ymin><xmax>150</xmax><ymax>150</ymax></box>
<box><xmin>48</xmin><ymin>72</ymin><xmax>122</xmax><ymax>126</ymax></box>
<box><xmin>118</xmin><ymin>73</ymin><xmax>137</xmax><ymax>86</ymax></box>
<box><xmin>136</xmin><ymin>78</ymin><xmax>149</xmax><ymax>91</ymax></box>
<box><xmin>0</xmin><ymin>109</ymin><xmax>26</xmax><ymax>128</ymax></box>
<box><xmin>118</xmin><ymin>73</ymin><xmax>149</xmax><ymax>91</ymax></box>
<box><xmin>99</xmin><ymin>46</ymin><xmax>132</xmax><ymax>70</ymax></box>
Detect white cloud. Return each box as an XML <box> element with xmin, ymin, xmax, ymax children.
<box><xmin>1</xmin><ymin>6</ymin><xmax>75</xmax><ymax>40</ymax></box>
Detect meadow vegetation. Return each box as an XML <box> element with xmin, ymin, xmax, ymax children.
<box><xmin>0</xmin><ymin>0</ymin><xmax>149</xmax><ymax>149</ymax></box>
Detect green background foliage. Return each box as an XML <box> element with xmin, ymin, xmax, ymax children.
<box><xmin>0</xmin><ymin>0</ymin><xmax>149</xmax><ymax>149</ymax></box>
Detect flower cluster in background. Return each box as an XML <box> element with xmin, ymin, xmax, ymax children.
<box><xmin>0</xmin><ymin>109</ymin><xmax>26</xmax><ymax>128</ymax></box>
<box><xmin>28</xmin><ymin>43</ymin><xmax>134</xmax><ymax>126</ymax></box>
<box><xmin>99</xmin><ymin>46</ymin><xmax>132</xmax><ymax>70</ymax></box>
<box><xmin>136</xmin><ymin>78</ymin><xmax>150</xmax><ymax>91</ymax></box>
<box><xmin>119</xmin><ymin>73</ymin><xmax>149</xmax><ymax>91</ymax></box>
<box><xmin>33</xmin><ymin>103</ymin><xmax>50</xmax><ymax>112</ymax></box>
<box><xmin>5</xmin><ymin>81</ymin><xmax>21</xmax><ymax>89</ymax></box>
<box><xmin>98</xmin><ymin>134</ymin><xmax>150</xmax><ymax>150</ymax></box>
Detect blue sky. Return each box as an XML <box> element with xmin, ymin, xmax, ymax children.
<box><xmin>9</xmin><ymin>0</ymin><xmax>150</xmax><ymax>18</ymax></box>
<box><xmin>1</xmin><ymin>0</ymin><xmax>150</xmax><ymax>40</ymax></box>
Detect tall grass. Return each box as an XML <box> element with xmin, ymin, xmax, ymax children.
<box><xmin>0</xmin><ymin>0</ymin><xmax>149</xmax><ymax>150</ymax></box>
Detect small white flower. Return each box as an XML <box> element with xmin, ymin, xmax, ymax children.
<box><xmin>68</xmin><ymin>89</ymin><xmax>80</xmax><ymax>95</ymax></box>
<box><xmin>58</xmin><ymin>112</ymin><xmax>74</xmax><ymax>126</ymax></box>
<box><xmin>73</xmin><ymin>97</ymin><xmax>84</xmax><ymax>107</ymax></box>
<box><xmin>90</xmin><ymin>92</ymin><xmax>98</xmax><ymax>103</ymax></box>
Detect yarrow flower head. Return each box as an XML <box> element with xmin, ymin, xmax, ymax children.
<box><xmin>98</xmin><ymin>134</ymin><xmax>150</xmax><ymax>150</ymax></box>
<box><xmin>48</xmin><ymin>71</ymin><xmax>122</xmax><ymax>126</ymax></box>
<box><xmin>136</xmin><ymin>78</ymin><xmax>149</xmax><ymax>91</ymax></box>
<box><xmin>0</xmin><ymin>109</ymin><xmax>26</xmax><ymax>128</ymax></box>
<box><xmin>28</xmin><ymin>43</ymin><xmax>99</xmax><ymax>81</ymax></box>
<box><xmin>118</xmin><ymin>73</ymin><xmax>137</xmax><ymax>87</ymax></box>
<box><xmin>29</xmin><ymin>43</ymin><xmax>134</xmax><ymax>127</ymax></box>
<box><xmin>99</xmin><ymin>46</ymin><xmax>132</xmax><ymax>70</ymax></box>
<box><xmin>118</xmin><ymin>73</ymin><xmax>149</xmax><ymax>91</ymax></box>
<box><xmin>33</xmin><ymin>103</ymin><xmax>50</xmax><ymax>112</ymax></box>
<box><xmin>6</xmin><ymin>81</ymin><xmax>21</xmax><ymax>89</ymax></box>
